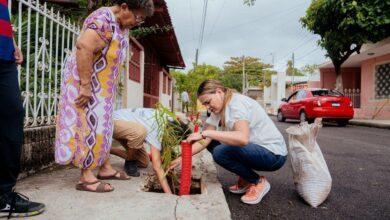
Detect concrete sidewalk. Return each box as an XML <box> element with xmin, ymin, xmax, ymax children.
<box><xmin>349</xmin><ymin>119</ymin><xmax>390</xmax><ymax>129</ymax></box>
<box><xmin>13</xmin><ymin>152</ymin><xmax>231</xmax><ymax>220</ymax></box>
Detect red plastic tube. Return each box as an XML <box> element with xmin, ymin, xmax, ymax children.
<box><xmin>194</xmin><ymin>124</ymin><xmax>199</xmax><ymax>132</ymax></box>
<box><xmin>179</xmin><ymin>141</ymin><xmax>192</xmax><ymax>196</ymax></box>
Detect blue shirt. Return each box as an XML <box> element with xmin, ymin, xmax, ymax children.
<box><xmin>0</xmin><ymin>0</ymin><xmax>15</xmax><ymax>61</ymax></box>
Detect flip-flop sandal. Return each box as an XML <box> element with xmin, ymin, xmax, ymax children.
<box><xmin>97</xmin><ymin>171</ymin><xmax>130</xmax><ymax>180</ymax></box>
<box><xmin>75</xmin><ymin>180</ymin><xmax>114</xmax><ymax>193</ymax></box>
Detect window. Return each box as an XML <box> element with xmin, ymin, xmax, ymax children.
<box><xmin>162</xmin><ymin>73</ymin><xmax>167</xmax><ymax>94</ymax></box>
<box><xmin>168</xmin><ymin>77</ymin><xmax>172</xmax><ymax>94</ymax></box>
<box><xmin>129</xmin><ymin>43</ymin><xmax>142</xmax><ymax>83</ymax></box>
<box><xmin>296</xmin><ymin>90</ymin><xmax>307</xmax><ymax>100</ymax></box>
<box><xmin>375</xmin><ymin>62</ymin><xmax>390</xmax><ymax>99</ymax></box>
<box><xmin>287</xmin><ymin>92</ymin><xmax>298</xmax><ymax>102</ymax></box>
<box><xmin>311</xmin><ymin>89</ymin><xmax>343</xmax><ymax>97</ymax></box>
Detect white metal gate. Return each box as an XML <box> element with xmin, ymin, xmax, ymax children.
<box><xmin>9</xmin><ymin>0</ymin><xmax>80</xmax><ymax>128</ymax></box>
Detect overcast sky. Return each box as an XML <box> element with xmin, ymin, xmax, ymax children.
<box><xmin>165</xmin><ymin>0</ymin><xmax>328</xmax><ymax>72</ymax></box>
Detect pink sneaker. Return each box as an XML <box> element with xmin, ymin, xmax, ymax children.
<box><xmin>229</xmin><ymin>177</ymin><xmax>250</xmax><ymax>194</ymax></box>
<box><xmin>241</xmin><ymin>177</ymin><xmax>271</xmax><ymax>205</ymax></box>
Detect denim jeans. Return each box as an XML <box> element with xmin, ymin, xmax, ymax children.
<box><xmin>207</xmin><ymin>140</ymin><xmax>286</xmax><ymax>184</ymax></box>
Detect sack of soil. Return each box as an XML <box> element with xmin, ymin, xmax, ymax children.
<box><xmin>286</xmin><ymin>118</ymin><xmax>332</xmax><ymax>207</ymax></box>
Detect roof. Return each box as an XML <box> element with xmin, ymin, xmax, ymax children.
<box><xmin>139</xmin><ymin>0</ymin><xmax>185</xmax><ymax>68</ymax></box>
<box><xmin>320</xmin><ymin>37</ymin><xmax>390</xmax><ymax>68</ymax></box>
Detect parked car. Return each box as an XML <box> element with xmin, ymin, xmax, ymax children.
<box><xmin>277</xmin><ymin>89</ymin><xmax>354</xmax><ymax>126</ymax></box>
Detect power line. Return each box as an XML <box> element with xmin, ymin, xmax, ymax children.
<box><xmin>276</xmin><ymin>35</ymin><xmax>317</xmax><ymax>64</ymax></box>
<box><xmin>196</xmin><ymin>0</ymin><xmax>209</xmax><ymax>65</ymax></box>
<box><xmin>205</xmin><ymin>0</ymin><xmax>226</xmax><ymax>46</ymax></box>
<box><xmin>188</xmin><ymin>0</ymin><xmax>196</xmax><ymax>51</ymax></box>
<box><xmin>295</xmin><ymin>46</ymin><xmax>321</xmax><ymax>60</ymax></box>
<box><xmin>213</xmin><ymin>2</ymin><xmax>306</xmax><ymax>35</ymax></box>
<box><xmin>198</xmin><ymin>0</ymin><xmax>209</xmax><ymax>50</ymax></box>
<box><xmin>190</xmin><ymin>1</ymin><xmax>306</xmax><ymax>46</ymax></box>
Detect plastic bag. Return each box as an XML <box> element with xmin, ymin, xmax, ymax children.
<box><xmin>285</xmin><ymin>118</ymin><xmax>332</xmax><ymax>207</ymax></box>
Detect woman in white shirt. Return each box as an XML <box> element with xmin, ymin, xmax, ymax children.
<box><xmin>170</xmin><ymin>80</ymin><xmax>287</xmax><ymax>205</ymax></box>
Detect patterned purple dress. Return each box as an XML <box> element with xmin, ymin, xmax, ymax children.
<box><xmin>55</xmin><ymin>7</ymin><xmax>129</xmax><ymax>169</ymax></box>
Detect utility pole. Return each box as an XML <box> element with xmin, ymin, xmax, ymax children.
<box><xmin>195</xmin><ymin>49</ymin><xmax>199</xmax><ymax>67</ymax></box>
<box><xmin>242</xmin><ymin>55</ymin><xmax>246</xmax><ymax>94</ymax></box>
<box><xmin>265</xmin><ymin>53</ymin><xmax>275</xmax><ymax>88</ymax></box>
<box><xmin>292</xmin><ymin>53</ymin><xmax>295</xmax><ymax>91</ymax></box>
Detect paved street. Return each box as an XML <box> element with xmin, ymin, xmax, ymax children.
<box><xmin>217</xmin><ymin>117</ymin><xmax>390</xmax><ymax>220</ymax></box>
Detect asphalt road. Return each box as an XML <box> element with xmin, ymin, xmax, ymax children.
<box><xmin>217</xmin><ymin>117</ymin><xmax>390</xmax><ymax>220</ymax></box>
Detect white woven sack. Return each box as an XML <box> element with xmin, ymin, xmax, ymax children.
<box><xmin>286</xmin><ymin>118</ymin><xmax>332</xmax><ymax>207</ymax></box>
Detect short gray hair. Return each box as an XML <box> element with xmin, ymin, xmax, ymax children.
<box><xmin>112</xmin><ymin>0</ymin><xmax>154</xmax><ymax>16</ymax></box>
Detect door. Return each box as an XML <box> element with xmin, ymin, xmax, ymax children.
<box><xmin>284</xmin><ymin>91</ymin><xmax>298</xmax><ymax>118</ymax></box>
<box><xmin>290</xmin><ymin>90</ymin><xmax>306</xmax><ymax>118</ymax></box>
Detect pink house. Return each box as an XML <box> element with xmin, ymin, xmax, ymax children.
<box><xmin>319</xmin><ymin>38</ymin><xmax>390</xmax><ymax>120</ymax></box>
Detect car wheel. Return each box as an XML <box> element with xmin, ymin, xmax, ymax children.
<box><xmin>300</xmin><ymin>111</ymin><xmax>307</xmax><ymax>123</ymax></box>
<box><xmin>337</xmin><ymin>120</ymin><xmax>348</xmax><ymax>127</ymax></box>
<box><xmin>277</xmin><ymin>110</ymin><xmax>285</xmax><ymax>122</ymax></box>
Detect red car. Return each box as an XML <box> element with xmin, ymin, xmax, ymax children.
<box><xmin>277</xmin><ymin>89</ymin><xmax>354</xmax><ymax>126</ymax></box>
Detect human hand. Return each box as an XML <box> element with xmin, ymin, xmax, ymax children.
<box><xmin>14</xmin><ymin>47</ymin><xmax>23</xmax><ymax>64</ymax></box>
<box><xmin>187</xmin><ymin>132</ymin><xmax>203</xmax><ymax>143</ymax></box>
<box><xmin>168</xmin><ymin>157</ymin><xmax>182</xmax><ymax>171</ymax></box>
<box><xmin>75</xmin><ymin>83</ymin><xmax>92</xmax><ymax>108</ymax></box>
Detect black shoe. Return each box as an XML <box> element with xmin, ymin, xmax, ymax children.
<box><xmin>124</xmin><ymin>160</ymin><xmax>140</xmax><ymax>177</ymax></box>
<box><xmin>0</xmin><ymin>191</ymin><xmax>45</xmax><ymax>218</ymax></box>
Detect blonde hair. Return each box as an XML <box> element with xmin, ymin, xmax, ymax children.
<box><xmin>197</xmin><ymin>79</ymin><xmax>233</xmax><ymax>127</ymax></box>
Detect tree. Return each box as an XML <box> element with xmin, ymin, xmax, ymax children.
<box><xmin>285</xmin><ymin>60</ymin><xmax>304</xmax><ymax>77</ymax></box>
<box><xmin>301</xmin><ymin>0</ymin><xmax>390</xmax><ymax>91</ymax></box>
<box><xmin>243</xmin><ymin>0</ymin><xmax>256</xmax><ymax>6</ymax></box>
<box><xmin>172</xmin><ymin>64</ymin><xmax>221</xmax><ymax>112</ymax></box>
<box><xmin>222</xmin><ymin>56</ymin><xmax>274</xmax><ymax>92</ymax></box>
<box><xmin>301</xmin><ymin>64</ymin><xmax>319</xmax><ymax>76</ymax></box>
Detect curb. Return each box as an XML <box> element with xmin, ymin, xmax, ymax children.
<box><xmin>349</xmin><ymin>120</ymin><xmax>390</xmax><ymax>129</ymax></box>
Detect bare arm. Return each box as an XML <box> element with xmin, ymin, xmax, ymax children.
<box><xmin>13</xmin><ymin>39</ymin><xmax>23</xmax><ymax>64</ymax></box>
<box><xmin>76</xmin><ymin>29</ymin><xmax>106</xmax><ymax>84</ymax></box>
<box><xmin>168</xmin><ymin>124</ymin><xmax>216</xmax><ymax>170</ymax></box>
<box><xmin>151</xmin><ymin>145</ymin><xmax>172</xmax><ymax>194</ymax></box>
<box><xmin>202</xmin><ymin>120</ymin><xmax>250</xmax><ymax>146</ymax></box>
<box><xmin>74</xmin><ymin>29</ymin><xmax>106</xmax><ymax>108</ymax></box>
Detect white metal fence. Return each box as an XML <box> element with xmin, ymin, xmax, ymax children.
<box><xmin>344</xmin><ymin>88</ymin><xmax>361</xmax><ymax>108</ymax></box>
<box><xmin>9</xmin><ymin>0</ymin><xmax>80</xmax><ymax>128</ymax></box>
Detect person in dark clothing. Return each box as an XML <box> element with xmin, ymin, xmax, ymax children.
<box><xmin>0</xmin><ymin>0</ymin><xmax>45</xmax><ymax>218</ymax></box>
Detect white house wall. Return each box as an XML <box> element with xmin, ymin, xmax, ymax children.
<box><xmin>125</xmin><ymin>51</ymin><xmax>145</xmax><ymax>108</ymax></box>
<box><xmin>159</xmin><ymin>71</ymin><xmax>172</xmax><ymax>109</ymax></box>
<box><xmin>172</xmin><ymin>79</ymin><xmax>181</xmax><ymax>112</ymax></box>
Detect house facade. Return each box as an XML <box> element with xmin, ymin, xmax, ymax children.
<box><xmin>319</xmin><ymin>38</ymin><xmax>390</xmax><ymax>119</ymax></box>
<box><xmin>121</xmin><ymin>0</ymin><xmax>185</xmax><ymax>110</ymax></box>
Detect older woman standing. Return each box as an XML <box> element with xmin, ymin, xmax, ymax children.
<box><xmin>55</xmin><ymin>0</ymin><xmax>154</xmax><ymax>193</ymax></box>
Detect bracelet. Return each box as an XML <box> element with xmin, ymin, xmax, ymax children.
<box><xmin>200</xmin><ymin>131</ymin><xmax>206</xmax><ymax>139</ymax></box>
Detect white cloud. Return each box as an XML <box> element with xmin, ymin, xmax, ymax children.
<box><xmin>166</xmin><ymin>0</ymin><xmax>328</xmax><ymax>72</ymax></box>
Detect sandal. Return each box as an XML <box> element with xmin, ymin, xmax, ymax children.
<box><xmin>97</xmin><ymin>171</ymin><xmax>130</xmax><ymax>180</ymax></box>
<box><xmin>75</xmin><ymin>180</ymin><xmax>114</xmax><ymax>193</ymax></box>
